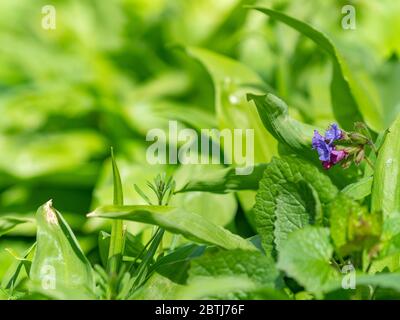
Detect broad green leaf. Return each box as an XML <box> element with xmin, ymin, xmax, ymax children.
<box><xmin>130</xmin><ymin>272</ymin><xmax>181</xmax><ymax>300</ymax></box>
<box><xmin>0</xmin><ymin>131</ymin><xmax>105</xmax><ymax>179</ymax></box>
<box><xmin>175</xmin><ymin>163</ymin><xmax>267</xmax><ymax>194</ymax></box>
<box><xmin>369</xmin><ymin>254</ymin><xmax>400</xmax><ymax>274</ymax></box>
<box><xmin>176</xmin><ymin>276</ymin><xmax>258</xmax><ymax>300</ymax></box>
<box><xmin>188</xmin><ymin>249</ymin><xmax>279</xmax><ymax>290</ymax></box>
<box><xmin>184</xmin><ymin>46</ymin><xmax>278</xmax><ymax>229</ymax></box>
<box><xmin>250</xmin><ymin>6</ymin><xmax>383</xmax><ymax>132</ymax></box>
<box><xmin>372</xmin><ymin>114</ymin><xmax>400</xmax><ymax>218</ymax></box>
<box><xmin>277</xmin><ymin>226</ymin><xmax>340</xmax><ymax>297</ymax></box>
<box><xmin>247</xmin><ymin>93</ymin><xmax>318</xmax><ymax>161</ymax></box>
<box><xmin>88</xmin><ymin>205</ymin><xmax>256</xmax><ymax>251</ymax></box>
<box><xmin>324</xmin><ymin>273</ymin><xmax>400</xmax><ymax>298</ymax></box>
<box><xmin>184</xmin><ymin>46</ymin><xmax>276</xmax><ymax>164</ymax></box>
<box><xmin>171</xmin><ymin>164</ymin><xmax>237</xmax><ymax>227</ymax></box>
<box><xmin>0</xmin><ymin>216</ymin><xmax>32</xmax><ymax>237</ymax></box>
<box><xmin>329</xmin><ymin>194</ymin><xmax>382</xmax><ymax>256</ymax></box>
<box><xmin>254</xmin><ymin>156</ymin><xmax>338</xmax><ymax>256</ymax></box>
<box><xmin>30</xmin><ymin>201</ymin><xmax>95</xmax><ymax>299</ymax></box>
<box><xmin>369</xmin><ymin>214</ymin><xmax>400</xmax><ymax>273</ymax></box>
<box><xmin>341</xmin><ymin>176</ymin><xmax>373</xmax><ymax>201</ymax></box>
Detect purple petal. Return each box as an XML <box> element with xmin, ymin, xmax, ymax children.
<box><xmin>312</xmin><ymin>130</ymin><xmax>325</xmax><ymax>149</ymax></box>
<box><xmin>325</xmin><ymin>123</ymin><xmax>342</xmax><ymax>142</ymax></box>
<box><xmin>317</xmin><ymin>142</ymin><xmax>333</xmax><ymax>162</ymax></box>
<box><xmin>330</xmin><ymin>150</ymin><xmax>347</xmax><ymax>164</ymax></box>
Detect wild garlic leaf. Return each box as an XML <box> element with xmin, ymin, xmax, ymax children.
<box><xmin>372</xmin><ymin>113</ymin><xmax>400</xmax><ymax>218</ymax></box>
<box><xmin>329</xmin><ymin>194</ymin><xmax>382</xmax><ymax>256</ymax></box>
<box><xmin>30</xmin><ymin>201</ymin><xmax>95</xmax><ymax>299</ymax></box>
<box><xmin>178</xmin><ymin>276</ymin><xmax>258</xmax><ymax>300</ymax></box>
<box><xmin>175</xmin><ymin>163</ymin><xmax>267</xmax><ymax>194</ymax></box>
<box><xmin>250</xmin><ymin>6</ymin><xmax>383</xmax><ymax>132</ymax></box>
<box><xmin>183</xmin><ymin>46</ymin><xmax>277</xmax><ymax>164</ymax></box>
<box><xmin>277</xmin><ymin>226</ymin><xmax>340</xmax><ymax>297</ymax></box>
<box><xmin>179</xmin><ymin>249</ymin><xmax>281</xmax><ymax>299</ymax></box>
<box><xmin>129</xmin><ymin>272</ymin><xmax>182</xmax><ymax>300</ymax></box>
<box><xmin>88</xmin><ymin>205</ymin><xmax>256</xmax><ymax>251</ymax></box>
<box><xmin>254</xmin><ymin>156</ymin><xmax>338</xmax><ymax>256</ymax></box>
<box><xmin>184</xmin><ymin>46</ymin><xmax>278</xmax><ymax>229</ymax></box>
<box><xmin>171</xmin><ymin>164</ymin><xmax>238</xmax><ymax>227</ymax></box>
<box><xmin>0</xmin><ymin>131</ymin><xmax>105</xmax><ymax>179</ymax></box>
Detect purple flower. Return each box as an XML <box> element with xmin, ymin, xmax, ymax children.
<box><xmin>312</xmin><ymin>130</ymin><xmax>333</xmax><ymax>162</ymax></box>
<box><xmin>312</xmin><ymin>124</ymin><xmax>347</xmax><ymax>170</ymax></box>
<box><xmin>330</xmin><ymin>149</ymin><xmax>347</xmax><ymax>164</ymax></box>
<box><xmin>325</xmin><ymin>123</ymin><xmax>342</xmax><ymax>143</ymax></box>
<box><xmin>322</xmin><ymin>161</ymin><xmax>333</xmax><ymax>170</ymax></box>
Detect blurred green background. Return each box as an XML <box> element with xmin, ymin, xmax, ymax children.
<box><xmin>1</xmin><ymin>0</ymin><xmax>399</xmax><ymax>279</ymax></box>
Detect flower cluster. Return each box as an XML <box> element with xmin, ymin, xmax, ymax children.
<box><xmin>312</xmin><ymin>124</ymin><xmax>348</xmax><ymax>169</ymax></box>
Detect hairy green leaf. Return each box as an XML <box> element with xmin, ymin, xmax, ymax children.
<box><xmin>254</xmin><ymin>156</ymin><xmax>338</xmax><ymax>256</ymax></box>
<box><xmin>189</xmin><ymin>249</ymin><xmax>279</xmax><ymax>287</ymax></box>
<box><xmin>277</xmin><ymin>226</ymin><xmax>340</xmax><ymax>297</ymax></box>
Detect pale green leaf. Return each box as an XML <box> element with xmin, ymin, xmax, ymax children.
<box><xmin>30</xmin><ymin>201</ymin><xmax>95</xmax><ymax>299</ymax></box>
<box><xmin>88</xmin><ymin>205</ymin><xmax>256</xmax><ymax>251</ymax></box>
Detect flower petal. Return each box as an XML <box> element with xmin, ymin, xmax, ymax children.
<box><xmin>325</xmin><ymin>123</ymin><xmax>342</xmax><ymax>142</ymax></box>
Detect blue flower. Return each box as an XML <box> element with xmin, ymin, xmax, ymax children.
<box><xmin>325</xmin><ymin>123</ymin><xmax>342</xmax><ymax>143</ymax></box>
<box><xmin>312</xmin><ymin>124</ymin><xmax>348</xmax><ymax>170</ymax></box>
<box><xmin>312</xmin><ymin>130</ymin><xmax>333</xmax><ymax>162</ymax></box>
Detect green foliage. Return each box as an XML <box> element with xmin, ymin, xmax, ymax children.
<box><xmin>254</xmin><ymin>156</ymin><xmax>337</xmax><ymax>256</ymax></box>
<box><xmin>372</xmin><ymin>113</ymin><xmax>400</xmax><ymax>218</ymax></box>
<box><xmin>329</xmin><ymin>194</ymin><xmax>382</xmax><ymax>256</ymax></box>
<box><xmin>277</xmin><ymin>227</ymin><xmax>340</xmax><ymax>297</ymax></box>
<box><xmin>29</xmin><ymin>201</ymin><xmax>95</xmax><ymax>299</ymax></box>
<box><xmin>1</xmin><ymin>1</ymin><xmax>400</xmax><ymax>301</ymax></box>
<box><xmin>250</xmin><ymin>6</ymin><xmax>383</xmax><ymax>132</ymax></box>
<box><xmin>88</xmin><ymin>205</ymin><xmax>256</xmax><ymax>251</ymax></box>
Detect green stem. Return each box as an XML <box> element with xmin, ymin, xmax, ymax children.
<box><xmin>364</xmin><ymin>156</ymin><xmax>374</xmax><ymax>170</ymax></box>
